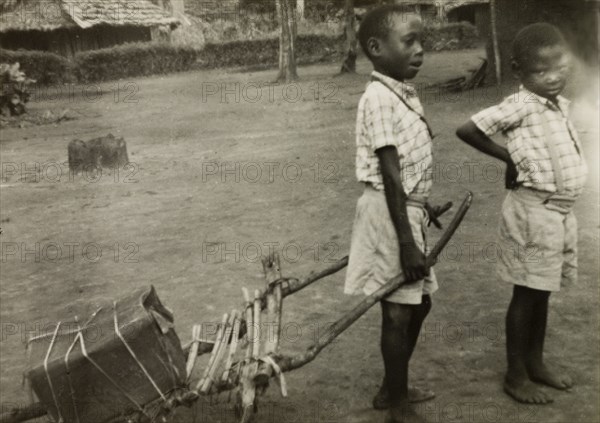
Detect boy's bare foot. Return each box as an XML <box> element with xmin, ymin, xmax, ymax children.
<box><xmin>528</xmin><ymin>364</ymin><xmax>573</xmax><ymax>390</ymax></box>
<box><xmin>504</xmin><ymin>376</ymin><xmax>553</xmax><ymax>404</ymax></box>
<box><xmin>373</xmin><ymin>384</ymin><xmax>435</xmax><ymax>409</ymax></box>
<box><xmin>384</xmin><ymin>404</ymin><xmax>427</xmax><ymax>423</ymax></box>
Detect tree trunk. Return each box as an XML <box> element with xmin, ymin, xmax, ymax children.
<box><xmin>489</xmin><ymin>0</ymin><xmax>502</xmax><ymax>84</ymax></box>
<box><xmin>276</xmin><ymin>0</ymin><xmax>298</xmax><ymax>82</ymax></box>
<box><xmin>296</xmin><ymin>0</ymin><xmax>305</xmax><ymax>20</ymax></box>
<box><xmin>340</xmin><ymin>0</ymin><xmax>357</xmax><ymax>73</ymax></box>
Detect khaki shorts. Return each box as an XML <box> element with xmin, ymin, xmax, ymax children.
<box><xmin>344</xmin><ymin>186</ymin><xmax>438</xmax><ymax>305</ymax></box>
<box><xmin>497</xmin><ymin>188</ymin><xmax>578</xmax><ymax>292</ymax></box>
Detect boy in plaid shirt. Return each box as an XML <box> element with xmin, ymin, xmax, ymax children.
<box><xmin>345</xmin><ymin>5</ymin><xmax>450</xmax><ymax>422</ymax></box>
<box><xmin>457</xmin><ymin>23</ymin><xmax>587</xmax><ymax>404</ymax></box>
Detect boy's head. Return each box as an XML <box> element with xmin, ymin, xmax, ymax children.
<box><xmin>511</xmin><ymin>23</ymin><xmax>571</xmax><ymax>99</ymax></box>
<box><xmin>358</xmin><ymin>5</ymin><xmax>424</xmax><ymax>81</ymax></box>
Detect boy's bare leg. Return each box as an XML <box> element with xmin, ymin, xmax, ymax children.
<box><xmin>375</xmin><ymin>295</ymin><xmax>435</xmax><ymax>408</ymax></box>
<box><xmin>407</xmin><ymin>295</ymin><xmax>431</xmax><ymax>358</ymax></box>
<box><xmin>526</xmin><ymin>290</ymin><xmax>573</xmax><ymax>390</ymax></box>
<box><xmin>504</xmin><ymin>285</ymin><xmax>553</xmax><ymax>404</ymax></box>
<box><xmin>381</xmin><ymin>301</ymin><xmax>426</xmax><ymax>423</ymax></box>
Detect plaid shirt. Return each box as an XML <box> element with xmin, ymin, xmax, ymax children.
<box><xmin>355</xmin><ymin>71</ymin><xmax>433</xmax><ymax>197</ymax></box>
<box><xmin>471</xmin><ymin>86</ymin><xmax>588</xmax><ymax>196</ymax></box>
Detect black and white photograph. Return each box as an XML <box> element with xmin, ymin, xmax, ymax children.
<box><xmin>1</xmin><ymin>0</ymin><xmax>598</xmax><ymax>422</ymax></box>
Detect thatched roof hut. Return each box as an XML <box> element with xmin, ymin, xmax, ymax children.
<box><xmin>392</xmin><ymin>0</ymin><xmax>489</xmax><ymax>22</ymax></box>
<box><xmin>0</xmin><ymin>0</ymin><xmax>181</xmax><ymax>56</ymax></box>
<box><xmin>481</xmin><ymin>0</ymin><xmax>599</xmax><ymax>83</ymax></box>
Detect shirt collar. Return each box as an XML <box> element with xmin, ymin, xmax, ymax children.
<box><xmin>519</xmin><ymin>85</ymin><xmax>570</xmax><ymax>113</ymax></box>
<box><xmin>371</xmin><ymin>71</ymin><xmax>418</xmax><ymax>101</ymax></box>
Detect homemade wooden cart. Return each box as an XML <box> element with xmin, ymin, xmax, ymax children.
<box><xmin>0</xmin><ymin>193</ymin><xmax>472</xmax><ymax>423</ymax></box>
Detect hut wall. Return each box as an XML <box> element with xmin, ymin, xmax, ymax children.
<box><xmin>0</xmin><ymin>25</ymin><xmax>153</xmax><ymax>57</ymax></box>
<box><xmin>448</xmin><ymin>4</ymin><xmax>478</xmax><ymax>24</ymax></box>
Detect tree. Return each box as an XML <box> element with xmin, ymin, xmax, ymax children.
<box><xmin>489</xmin><ymin>0</ymin><xmax>502</xmax><ymax>84</ymax></box>
<box><xmin>340</xmin><ymin>0</ymin><xmax>357</xmax><ymax>73</ymax></box>
<box><xmin>276</xmin><ymin>0</ymin><xmax>298</xmax><ymax>82</ymax></box>
<box><xmin>297</xmin><ymin>0</ymin><xmax>305</xmax><ymax>20</ymax></box>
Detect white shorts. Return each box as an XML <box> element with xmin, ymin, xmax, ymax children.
<box><xmin>344</xmin><ymin>185</ymin><xmax>438</xmax><ymax>305</ymax></box>
<box><xmin>497</xmin><ymin>188</ymin><xmax>578</xmax><ymax>292</ymax></box>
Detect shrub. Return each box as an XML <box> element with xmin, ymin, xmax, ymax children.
<box><xmin>0</xmin><ymin>49</ymin><xmax>73</xmax><ymax>84</ymax></box>
<box><xmin>422</xmin><ymin>22</ymin><xmax>480</xmax><ymax>51</ymax></box>
<box><xmin>73</xmin><ymin>43</ymin><xmax>201</xmax><ymax>83</ymax></box>
<box><xmin>0</xmin><ymin>62</ymin><xmax>36</xmax><ymax>116</ymax></box>
<box><xmin>200</xmin><ymin>34</ymin><xmax>342</xmax><ymax>69</ymax></box>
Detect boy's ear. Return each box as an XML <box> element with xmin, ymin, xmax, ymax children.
<box><xmin>366</xmin><ymin>37</ymin><xmax>382</xmax><ymax>57</ymax></box>
<box><xmin>510</xmin><ymin>59</ymin><xmax>522</xmax><ymax>80</ymax></box>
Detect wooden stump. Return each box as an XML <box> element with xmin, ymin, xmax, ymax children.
<box><xmin>68</xmin><ymin>133</ymin><xmax>129</xmax><ymax>173</ymax></box>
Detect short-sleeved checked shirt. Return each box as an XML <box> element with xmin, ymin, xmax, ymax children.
<box><xmin>355</xmin><ymin>71</ymin><xmax>433</xmax><ymax>197</ymax></box>
<box><xmin>471</xmin><ymin>86</ymin><xmax>588</xmax><ymax>196</ymax></box>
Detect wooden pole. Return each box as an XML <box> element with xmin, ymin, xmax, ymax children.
<box><xmin>490</xmin><ymin>0</ymin><xmax>502</xmax><ymax>84</ymax></box>
<box><xmin>340</xmin><ymin>0</ymin><xmax>357</xmax><ymax>74</ymax></box>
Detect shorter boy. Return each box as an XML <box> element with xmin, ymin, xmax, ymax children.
<box><xmin>456</xmin><ymin>23</ymin><xmax>587</xmax><ymax>404</ymax></box>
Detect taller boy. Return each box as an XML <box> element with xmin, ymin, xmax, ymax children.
<box><xmin>457</xmin><ymin>23</ymin><xmax>587</xmax><ymax>404</ymax></box>
<box><xmin>345</xmin><ymin>6</ymin><xmax>444</xmax><ymax>423</ymax></box>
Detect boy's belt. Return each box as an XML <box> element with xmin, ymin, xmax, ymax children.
<box><xmin>543</xmin><ymin>193</ymin><xmax>577</xmax><ymax>214</ymax></box>
<box><xmin>363</xmin><ymin>182</ymin><xmax>427</xmax><ymax>206</ymax></box>
<box><xmin>514</xmin><ymin>187</ymin><xmax>577</xmax><ymax>214</ymax></box>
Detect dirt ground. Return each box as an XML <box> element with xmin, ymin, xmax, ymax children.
<box><xmin>1</xmin><ymin>49</ymin><xmax>598</xmax><ymax>423</ymax></box>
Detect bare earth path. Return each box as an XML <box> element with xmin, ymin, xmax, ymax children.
<box><xmin>1</xmin><ymin>50</ymin><xmax>598</xmax><ymax>423</ymax></box>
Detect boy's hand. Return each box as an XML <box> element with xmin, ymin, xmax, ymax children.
<box><xmin>505</xmin><ymin>161</ymin><xmax>519</xmax><ymax>189</ymax></box>
<box><xmin>400</xmin><ymin>242</ymin><xmax>429</xmax><ymax>281</ymax></box>
<box><xmin>425</xmin><ymin>201</ymin><xmax>453</xmax><ymax>229</ymax></box>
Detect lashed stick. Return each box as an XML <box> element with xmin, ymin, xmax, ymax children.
<box><xmin>238</xmin><ymin>290</ymin><xmax>262</xmax><ymax>423</ymax></box>
<box><xmin>200</xmin><ymin>312</ymin><xmax>236</xmax><ymax>394</ymax></box>
<box><xmin>195</xmin><ymin>313</ymin><xmax>228</xmax><ymax>392</ymax></box>
<box><xmin>255</xmin><ymin>255</ymin><xmax>285</xmax><ymax>392</ymax></box>
<box><xmin>252</xmin><ymin>290</ymin><xmax>261</xmax><ymax>359</ymax></box>
<box><xmin>222</xmin><ymin>311</ymin><xmax>241</xmax><ymax>383</ymax></box>
<box><xmin>242</xmin><ymin>288</ymin><xmax>253</xmax><ymax>361</ymax></box>
<box><xmin>185</xmin><ymin>325</ymin><xmax>201</xmax><ymax>381</ymax></box>
<box><xmin>262</xmin><ymin>254</ymin><xmax>283</xmax><ymax>356</ymax></box>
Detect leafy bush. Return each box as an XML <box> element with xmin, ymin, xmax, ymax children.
<box><xmin>0</xmin><ymin>63</ymin><xmax>36</xmax><ymax>116</ymax></box>
<box><xmin>422</xmin><ymin>22</ymin><xmax>480</xmax><ymax>51</ymax></box>
<box><xmin>73</xmin><ymin>43</ymin><xmax>201</xmax><ymax>83</ymax></box>
<box><xmin>0</xmin><ymin>49</ymin><xmax>73</xmax><ymax>84</ymax></box>
<box><xmin>200</xmin><ymin>34</ymin><xmax>342</xmax><ymax>69</ymax></box>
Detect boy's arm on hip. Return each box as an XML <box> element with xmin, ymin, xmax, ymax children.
<box><xmin>456</xmin><ymin>120</ymin><xmax>512</xmax><ymax>164</ymax></box>
<box><xmin>456</xmin><ymin>120</ymin><xmax>520</xmax><ymax>189</ymax></box>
